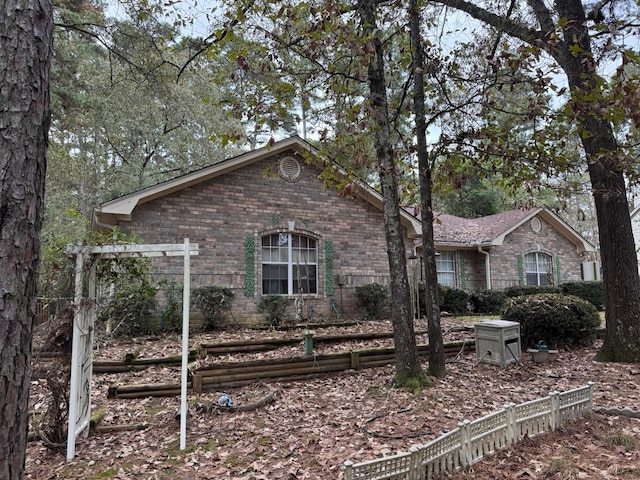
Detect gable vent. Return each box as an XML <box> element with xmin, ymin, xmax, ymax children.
<box><xmin>279</xmin><ymin>156</ymin><xmax>301</xmax><ymax>181</ymax></box>
<box><xmin>530</xmin><ymin>217</ymin><xmax>542</xmax><ymax>233</ymax></box>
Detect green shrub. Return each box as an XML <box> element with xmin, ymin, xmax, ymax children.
<box><xmin>469</xmin><ymin>289</ymin><xmax>506</xmax><ymax>314</ymax></box>
<box><xmin>561</xmin><ymin>281</ymin><xmax>604</xmax><ymax>310</ymax></box>
<box><xmin>415</xmin><ymin>284</ymin><xmax>470</xmax><ymax>315</ymax></box>
<box><xmin>191</xmin><ymin>286</ymin><xmax>234</xmax><ymax>330</ymax></box>
<box><xmin>355</xmin><ymin>283</ymin><xmax>389</xmax><ymax>319</ymax></box>
<box><xmin>158</xmin><ymin>279</ymin><xmax>183</xmax><ymax>331</ymax></box>
<box><xmin>501</xmin><ymin>293</ymin><xmax>600</xmax><ymax>348</ymax></box>
<box><xmin>503</xmin><ymin>285</ymin><xmax>560</xmax><ymax>297</ymax></box>
<box><xmin>257</xmin><ymin>295</ymin><xmax>290</xmax><ymax>327</ymax></box>
<box><xmin>438</xmin><ymin>285</ymin><xmax>470</xmax><ymax>315</ymax></box>
<box><xmin>97</xmin><ymin>283</ymin><xmax>157</xmax><ymax>337</ymax></box>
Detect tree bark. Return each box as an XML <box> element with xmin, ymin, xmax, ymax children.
<box><xmin>552</xmin><ymin>0</ymin><xmax>640</xmax><ymax>362</ymax></box>
<box><xmin>0</xmin><ymin>0</ymin><xmax>52</xmax><ymax>477</ymax></box>
<box><xmin>356</xmin><ymin>0</ymin><xmax>428</xmax><ymax>385</ymax></box>
<box><xmin>409</xmin><ymin>0</ymin><xmax>446</xmax><ymax>377</ymax></box>
<box><xmin>432</xmin><ymin>0</ymin><xmax>640</xmax><ymax>362</ymax></box>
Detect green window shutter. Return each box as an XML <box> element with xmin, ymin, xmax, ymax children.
<box><xmin>458</xmin><ymin>251</ymin><xmax>466</xmax><ymax>289</ymax></box>
<box><xmin>555</xmin><ymin>256</ymin><xmax>562</xmax><ymax>285</ymax></box>
<box><xmin>325</xmin><ymin>239</ymin><xmax>334</xmax><ymax>295</ymax></box>
<box><xmin>245</xmin><ymin>235</ymin><xmax>255</xmax><ymax>296</ymax></box>
<box><xmin>517</xmin><ymin>254</ymin><xmax>524</xmax><ymax>286</ymax></box>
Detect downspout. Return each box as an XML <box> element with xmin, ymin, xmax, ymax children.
<box><xmin>478</xmin><ymin>246</ymin><xmax>492</xmax><ymax>290</ymax></box>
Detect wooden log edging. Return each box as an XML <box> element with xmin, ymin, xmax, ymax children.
<box><xmin>107</xmin><ymin>340</ymin><xmax>475</xmax><ymax>398</ymax></box>
<box><xmin>192</xmin><ymin>340</ymin><xmax>475</xmax><ymax>392</ymax></box>
<box><xmin>199</xmin><ymin>330</ymin><xmax>431</xmax><ymax>356</ymax></box>
<box><xmin>94</xmin><ymin>350</ymin><xmax>198</xmax><ymax>374</ymax></box>
<box><xmin>107</xmin><ymin>381</ymin><xmax>190</xmax><ymax>399</ymax></box>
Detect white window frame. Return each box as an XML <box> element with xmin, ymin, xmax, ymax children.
<box><xmin>524</xmin><ymin>252</ymin><xmax>552</xmax><ymax>286</ymax></box>
<box><xmin>261</xmin><ymin>233</ymin><xmax>318</xmax><ymax>295</ymax></box>
<box><xmin>436</xmin><ymin>251</ymin><xmax>456</xmax><ymax>287</ymax></box>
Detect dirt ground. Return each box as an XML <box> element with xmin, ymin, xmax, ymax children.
<box><xmin>25</xmin><ymin>317</ymin><xmax>640</xmax><ymax>479</ymax></box>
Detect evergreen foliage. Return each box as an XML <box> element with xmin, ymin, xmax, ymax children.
<box><xmin>355</xmin><ymin>283</ymin><xmax>389</xmax><ymax>319</ymax></box>
<box><xmin>561</xmin><ymin>281</ymin><xmax>605</xmax><ymax>311</ymax></box>
<box><xmin>438</xmin><ymin>285</ymin><xmax>470</xmax><ymax>315</ymax></box>
<box><xmin>158</xmin><ymin>279</ymin><xmax>183</xmax><ymax>331</ymax></box>
<box><xmin>469</xmin><ymin>289</ymin><xmax>507</xmax><ymax>315</ymax></box>
<box><xmin>191</xmin><ymin>286</ymin><xmax>234</xmax><ymax>330</ymax></box>
<box><xmin>501</xmin><ymin>293</ymin><xmax>600</xmax><ymax>349</ymax></box>
<box><xmin>503</xmin><ymin>285</ymin><xmax>561</xmax><ymax>297</ymax></box>
<box><xmin>257</xmin><ymin>295</ymin><xmax>290</xmax><ymax>327</ymax></box>
<box><xmin>97</xmin><ymin>283</ymin><xmax>157</xmax><ymax>337</ymax></box>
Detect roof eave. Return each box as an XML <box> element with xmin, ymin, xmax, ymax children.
<box><xmin>94</xmin><ymin>137</ymin><xmax>313</xmax><ymax>227</ymax></box>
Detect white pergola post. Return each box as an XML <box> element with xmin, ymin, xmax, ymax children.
<box><xmin>66</xmin><ymin>247</ymin><xmax>84</xmax><ymax>460</ymax></box>
<box><xmin>180</xmin><ymin>238</ymin><xmax>191</xmax><ymax>450</ymax></box>
<box><xmin>65</xmin><ymin>241</ymin><xmax>198</xmax><ymax>460</ymax></box>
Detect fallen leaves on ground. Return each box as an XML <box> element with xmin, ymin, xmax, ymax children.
<box><xmin>26</xmin><ymin>318</ymin><xmax>640</xmax><ymax>479</ymax></box>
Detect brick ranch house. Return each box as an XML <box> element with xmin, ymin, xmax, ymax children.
<box><xmin>93</xmin><ymin>136</ymin><xmax>597</xmax><ymax>323</ymax></box>
<box><xmin>429</xmin><ymin>208</ymin><xmax>598</xmax><ymax>291</ymax></box>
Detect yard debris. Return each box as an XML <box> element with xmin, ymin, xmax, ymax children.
<box><xmin>26</xmin><ymin>318</ymin><xmax>640</xmax><ymax>479</ymax></box>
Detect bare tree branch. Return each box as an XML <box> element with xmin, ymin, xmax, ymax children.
<box><xmin>430</xmin><ymin>0</ymin><xmax>545</xmax><ymax>45</ymax></box>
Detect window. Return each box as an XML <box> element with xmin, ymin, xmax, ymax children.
<box><xmin>525</xmin><ymin>252</ymin><xmax>552</xmax><ymax>286</ymax></box>
<box><xmin>436</xmin><ymin>251</ymin><xmax>456</xmax><ymax>287</ymax></box>
<box><xmin>262</xmin><ymin>233</ymin><xmax>317</xmax><ymax>295</ymax></box>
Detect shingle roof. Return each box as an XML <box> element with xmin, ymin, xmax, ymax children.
<box><xmin>433</xmin><ymin>209</ymin><xmax>537</xmax><ymax>244</ymax></box>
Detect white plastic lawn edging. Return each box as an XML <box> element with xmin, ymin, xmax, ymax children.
<box><xmin>342</xmin><ymin>382</ymin><xmax>594</xmax><ymax>480</ymax></box>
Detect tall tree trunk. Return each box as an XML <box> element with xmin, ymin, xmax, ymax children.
<box><xmin>409</xmin><ymin>0</ymin><xmax>446</xmax><ymax>377</ymax></box>
<box><xmin>0</xmin><ymin>0</ymin><xmax>52</xmax><ymax>477</ymax></box>
<box><xmin>357</xmin><ymin>0</ymin><xmax>429</xmax><ymax>386</ymax></box>
<box><xmin>433</xmin><ymin>0</ymin><xmax>640</xmax><ymax>362</ymax></box>
<box><xmin>553</xmin><ymin>0</ymin><xmax>640</xmax><ymax>362</ymax></box>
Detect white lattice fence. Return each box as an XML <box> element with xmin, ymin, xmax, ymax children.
<box><xmin>343</xmin><ymin>383</ymin><xmax>594</xmax><ymax>480</ymax></box>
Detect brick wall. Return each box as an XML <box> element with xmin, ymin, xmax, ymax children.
<box><xmin>448</xmin><ymin>216</ymin><xmax>587</xmax><ymax>291</ymax></box>
<box><xmin>117</xmin><ymin>151</ymin><xmax>412</xmax><ymax>323</ymax></box>
<box><xmin>484</xmin><ymin>215</ymin><xmax>585</xmax><ymax>289</ymax></box>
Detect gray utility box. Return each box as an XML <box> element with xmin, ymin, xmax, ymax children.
<box><xmin>474</xmin><ymin>320</ymin><xmax>521</xmax><ymax>367</ymax></box>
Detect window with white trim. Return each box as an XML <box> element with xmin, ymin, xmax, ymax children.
<box><xmin>262</xmin><ymin>233</ymin><xmax>318</xmax><ymax>295</ymax></box>
<box><xmin>525</xmin><ymin>252</ymin><xmax>552</xmax><ymax>286</ymax></box>
<box><xmin>436</xmin><ymin>251</ymin><xmax>456</xmax><ymax>287</ymax></box>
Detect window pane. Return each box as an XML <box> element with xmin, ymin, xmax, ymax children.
<box><xmin>525</xmin><ymin>273</ymin><xmax>538</xmax><ymax>286</ymax></box>
<box><xmin>262</xmin><ymin>247</ymin><xmax>277</xmax><ymax>262</ymax></box>
<box><xmin>436</xmin><ymin>251</ymin><xmax>455</xmax><ymax>286</ymax></box>
<box><xmin>294</xmin><ymin>250</ymin><xmax>317</xmax><ymax>264</ymax></box>
<box><xmin>261</xmin><ymin>233</ymin><xmax>318</xmax><ymax>296</ymax></box>
<box><xmin>438</xmin><ymin>272</ymin><xmax>456</xmax><ymax>287</ymax></box>
<box><xmin>524</xmin><ymin>252</ymin><xmax>552</xmax><ymax>286</ymax></box>
<box><xmin>525</xmin><ymin>255</ymin><xmax>537</xmax><ymax>272</ymax></box>
<box><xmin>539</xmin><ymin>254</ymin><xmax>551</xmax><ymax>271</ymax></box>
<box><xmin>262</xmin><ymin>264</ymin><xmax>288</xmax><ymax>294</ymax></box>
<box><xmin>294</xmin><ymin>265</ymin><xmax>317</xmax><ymax>294</ymax></box>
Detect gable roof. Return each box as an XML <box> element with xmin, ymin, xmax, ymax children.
<box><xmin>433</xmin><ymin>207</ymin><xmax>596</xmax><ymax>253</ymax></box>
<box><xmin>93</xmin><ymin>136</ymin><xmax>422</xmax><ymax>238</ymax></box>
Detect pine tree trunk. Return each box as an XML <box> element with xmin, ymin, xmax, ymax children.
<box><xmin>0</xmin><ymin>0</ymin><xmax>52</xmax><ymax>477</ymax></box>
<box><xmin>357</xmin><ymin>0</ymin><xmax>427</xmax><ymax>384</ymax></box>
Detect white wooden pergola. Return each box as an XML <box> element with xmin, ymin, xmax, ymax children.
<box><xmin>65</xmin><ymin>239</ymin><xmax>198</xmax><ymax>460</ymax></box>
